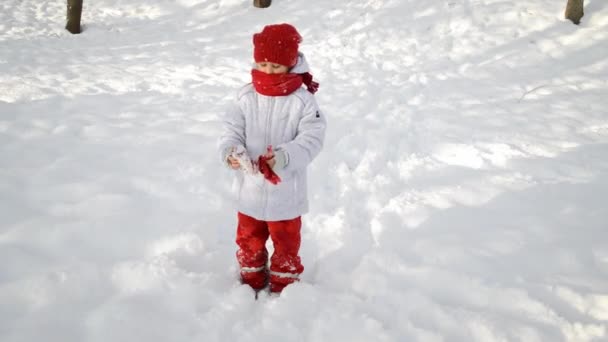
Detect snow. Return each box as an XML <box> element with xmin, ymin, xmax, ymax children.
<box><xmin>1</xmin><ymin>0</ymin><xmax>608</xmax><ymax>341</ymax></box>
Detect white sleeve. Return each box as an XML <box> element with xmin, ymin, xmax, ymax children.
<box><xmin>278</xmin><ymin>96</ymin><xmax>326</xmax><ymax>172</ymax></box>
<box><xmin>217</xmin><ymin>102</ymin><xmax>246</xmax><ymax>166</ymax></box>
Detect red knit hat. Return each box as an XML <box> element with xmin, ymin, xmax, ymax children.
<box><xmin>253</xmin><ymin>23</ymin><xmax>302</xmax><ymax>67</ymax></box>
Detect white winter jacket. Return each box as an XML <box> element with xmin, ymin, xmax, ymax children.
<box><xmin>218</xmin><ymin>55</ymin><xmax>326</xmax><ymax>221</ymax></box>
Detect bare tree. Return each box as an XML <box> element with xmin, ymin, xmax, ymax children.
<box><xmin>66</xmin><ymin>0</ymin><xmax>83</xmax><ymax>34</ymax></box>
<box><xmin>254</xmin><ymin>0</ymin><xmax>271</xmax><ymax>8</ymax></box>
<box><xmin>565</xmin><ymin>0</ymin><xmax>584</xmax><ymax>25</ymax></box>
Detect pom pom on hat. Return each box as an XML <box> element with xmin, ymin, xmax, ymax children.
<box><xmin>253</xmin><ymin>23</ymin><xmax>302</xmax><ymax>68</ymax></box>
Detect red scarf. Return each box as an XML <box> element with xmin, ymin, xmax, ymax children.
<box><xmin>251</xmin><ymin>69</ymin><xmax>319</xmax><ymax>96</ymax></box>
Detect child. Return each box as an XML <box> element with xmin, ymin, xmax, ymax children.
<box><xmin>218</xmin><ymin>23</ymin><xmax>326</xmax><ymax>294</ymax></box>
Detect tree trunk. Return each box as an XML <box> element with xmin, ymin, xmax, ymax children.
<box><xmin>66</xmin><ymin>0</ymin><xmax>83</xmax><ymax>34</ymax></box>
<box><xmin>254</xmin><ymin>0</ymin><xmax>271</xmax><ymax>8</ymax></box>
<box><xmin>565</xmin><ymin>0</ymin><xmax>584</xmax><ymax>25</ymax></box>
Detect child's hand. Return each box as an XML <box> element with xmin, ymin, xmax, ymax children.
<box><xmin>258</xmin><ymin>145</ymin><xmax>281</xmax><ymax>185</ymax></box>
<box><xmin>227</xmin><ymin>155</ymin><xmax>241</xmax><ymax>169</ymax></box>
<box><xmin>263</xmin><ymin>150</ymin><xmax>276</xmax><ymax>168</ymax></box>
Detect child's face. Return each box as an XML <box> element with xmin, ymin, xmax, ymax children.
<box><xmin>255</xmin><ymin>62</ymin><xmax>289</xmax><ymax>74</ymax></box>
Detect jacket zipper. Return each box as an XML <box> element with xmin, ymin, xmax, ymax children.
<box><xmin>262</xmin><ymin>96</ymin><xmax>274</xmax><ymax>219</ymax></box>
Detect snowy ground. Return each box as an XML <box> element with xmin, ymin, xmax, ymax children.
<box><xmin>1</xmin><ymin>0</ymin><xmax>608</xmax><ymax>341</ymax></box>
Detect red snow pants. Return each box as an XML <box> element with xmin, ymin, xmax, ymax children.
<box><xmin>236</xmin><ymin>212</ymin><xmax>304</xmax><ymax>293</ymax></box>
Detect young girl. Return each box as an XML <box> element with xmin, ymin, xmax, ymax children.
<box><xmin>218</xmin><ymin>23</ymin><xmax>326</xmax><ymax>294</ymax></box>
